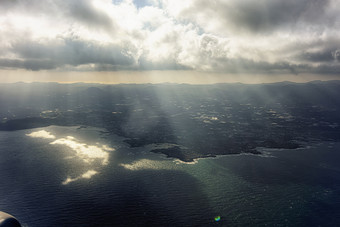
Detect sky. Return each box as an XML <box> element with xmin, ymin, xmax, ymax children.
<box><xmin>0</xmin><ymin>0</ymin><xmax>339</xmax><ymax>84</ymax></box>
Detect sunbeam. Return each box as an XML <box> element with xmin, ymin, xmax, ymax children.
<box><xmin>1</xmin><ymin>1</ymin><xmax>340</xmax><ymax>226</ymax></box>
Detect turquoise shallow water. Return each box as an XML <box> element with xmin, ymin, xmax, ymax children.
<box><xmin>1</xmin><ymin>126</ymin><xmax>340</xmax><ymax>226</ymax></box>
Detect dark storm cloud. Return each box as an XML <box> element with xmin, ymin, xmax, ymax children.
<box><xmin>313</xmin><ymin>64</ymin><xmax>340</xmax><ymax>74</ymax></box>
<box><xmin>210</xmin><ymin>58</ymin><xmax>301</xmax><ymax>74</ymax></box>
<box><xmin>58</xmin><ymin>38</ymin><xmax>135</xmax><ymax>66</ymax></box>
<box><xmin>231</xmin><ymin>0</ymin><xmax>330</xmax><ymax>32</ymax></box>
<box><xmin>299</xmin><ymin>49</ymin><xmax>337</xmax><ymax>62</ymax></box>
<box><xmin>181</xmin><ymin>0</ymin><xmax>334</xmax><ymax>34</ymax></box>
<box><xmin>293</xmin><ymin>38</ymin><xmax>340</xmax><ymax>64</ymax></box>
<box><xmin>2</xmin><ymin>38</ymin><xmax>136</xmax><ymax>71</ymax></box>
<box><xmin>207</xmin><ymin>56</ymin><xmax>340</xmax><ymax>75</ymax></box>
<box><xmin>0</xmin><ymin>0</ymin><xmax>59</xmax><ymax>15</ymax></box>
<box><xmin>63</xmin><ymin>0</ymin><xmax>117</xmax><ymax>31</ymax></box>
<box><xmin>0</xmin><ymin>58</ymin><xmax>57</xmax><ymax>71</ymax></box>
<box><xmin>0</xmin><ymin>0</ymin><xmax>18</xmax><ymax>9</ymax></box>
<box><xmin>0</xmin><ymin>0</ymin><xmax>116</xmax><ymax>31</ymax></box>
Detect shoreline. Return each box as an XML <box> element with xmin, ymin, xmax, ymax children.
<box><xmin>1</xmin><ymin>122</ymin><xmax>337</xmax><ymax>163</ymax></box>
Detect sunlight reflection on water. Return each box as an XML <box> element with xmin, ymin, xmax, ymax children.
<box><xmin>26</xmin><ymin>129</ymin><xmax>115</xmax><ymax>185</ymax></box>
<box><xmin>50</xmin><ymin>136</ymin><xmax>112</xmax><ymax>165</ymax></box>
<box><xmin>120</xmin><ymin>158</ymin><xmax>177</xmax><ymax>171</ymax></box>
<box><xmin>62</xmin><ymin>170</ymin><xmax>98</xmax><ymax>185</ymax></box>
<box><xmin>26</xmin><ymin>130</ymin><xmax>56</xmax><ymax>139</ymax></box>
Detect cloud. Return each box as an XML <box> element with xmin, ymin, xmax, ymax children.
<box><xmin>332</xmin><ymin>49</ymin><xmax>340</xmax><ymax>61</ymax></box>
<box><xmin>162</xmin><ymin>0</ymin><xmax>337</xmax><ymax>35</ymax></box>
<box><xmin>299</xmin><ymin>50</ymin><xmax>336</xmax><ymax>63</ymax></box>
<box><xmin>63</xmin><ymin>0</ymin><xmax>117</xmax><ymax>31</ymax></box>
<box><xmin>0</xmin><ymin>0</ymin><xmax>339</xmax><ymax>75</ymax></box>
<box><xmin>0</xmin><ymin>37</ymin><xmax>137</xmax><ymax>71</ymax></box>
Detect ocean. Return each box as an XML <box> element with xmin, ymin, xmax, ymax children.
<box><xmin>1</xmin><ymin>126</ymin><xmax>340</xmax><ymax>226</ymax></box>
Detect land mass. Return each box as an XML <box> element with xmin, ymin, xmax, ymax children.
<box><xmin>1</xmin><ymin>81</ymin><xmax>340</xmax><ymax>162</ymax></box>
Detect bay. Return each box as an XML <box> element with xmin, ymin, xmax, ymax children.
<box><xmin>1</xmin><ymin>126</ymin><xmax>340</xmax><ymax>226</ymax></box>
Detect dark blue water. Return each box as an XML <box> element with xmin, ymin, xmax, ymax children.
<box><xmin>1</xmin><ymin>126</ymin><xmax>340</xmax><ymax>226</ymax></box>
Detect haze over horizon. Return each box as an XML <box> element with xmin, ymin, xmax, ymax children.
<box><xmin>0</xmin><ymin>0</ymin><xmax>340</xmax><ymax>84</ymax></box>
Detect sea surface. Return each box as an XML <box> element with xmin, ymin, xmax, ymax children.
<box><xmin>1</xmin><ymin>126</ymin><xmax>340</xmax><ymax>226</ymax></box>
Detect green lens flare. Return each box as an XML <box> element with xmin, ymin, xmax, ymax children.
<box><xmin>214</xmin><ymin>216</ymin><xmax>221</xmax><ymax>221</ymax></box>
